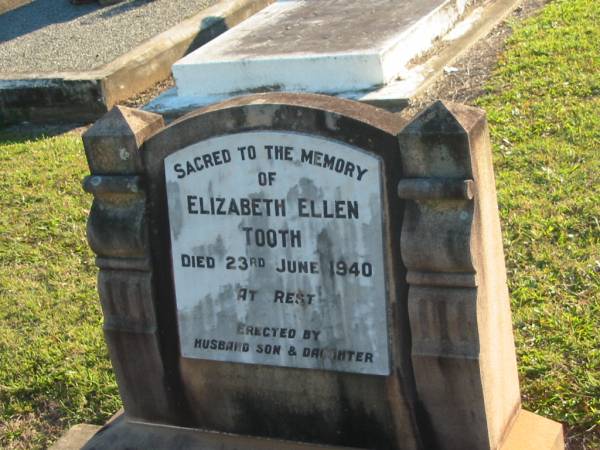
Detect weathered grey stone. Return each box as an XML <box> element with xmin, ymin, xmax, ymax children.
<box><xmin>83</xmin><ymin>412</ymin><xmax>353</xmax><ymax>450</ymax></box>
<box><xmin>82</xmin><ymin>105</ymin><xmax>182</xmax><ymax>424</ymax></box>
<box><xmin>81</xmin><ymin>94</ymin><xmax>564</xmax><ymax>450</ymax></box>
<box><xmin>397</xmin><ymin>101</ymin><xmax>522</xmax><ymax>449</ymax></box>
<box><xmin>83</xmin><ymin>176</ymin><xmax>147</xmax><ymax>259</ymax></box>
<box><xmin>0</xmin><ymin>78</ymin><xmax>107</xmax><ymax>126</ymax></box>
<box><xmin>138</xmin><ymin>93</ymin><xmax>420</xmax><ymax>449</ymax></box>
<box><xmin>83</xmin><ymin>105</ymin><xmax>164</xmax><ymax>175</ymax></box>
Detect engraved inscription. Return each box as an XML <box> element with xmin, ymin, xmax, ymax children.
<box><xmin>165</xmin><ymin>131</ymin><xmax>390</xmax><ymax>375</ymax></box>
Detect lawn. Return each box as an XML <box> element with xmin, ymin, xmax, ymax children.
<box><xmin>0</xmin><ymin>133</ymin><xmax>120</xmax><ymax>448</ymax></box>
<box><xmin>0</xmin><ymin>0</ymin><xmax>598</xmax><ymax>448</ymax></box>
<box><xmin>476</xmin><ymin>0</ymin><xmax>599</xmax><ymax>447</ymax></box>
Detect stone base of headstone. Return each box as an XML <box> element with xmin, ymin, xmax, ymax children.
<box><xmin>78</xmin><ymin>413</ymin><xmax>348</xmax><ymax>450</ymax></box>
<box><xmin>501</xmin><ymin>410</ymin><xmax>564</xmax><ymax>450</ymax></box>
<box><xmin>49</xmin><ymin>424</ymin><xmax>101</xmax><ymax>450</ymax></box>
<box><xmin>54</xmin><ymin>409</ymin><xmax>563</xmax><ymax>450</ymax></box>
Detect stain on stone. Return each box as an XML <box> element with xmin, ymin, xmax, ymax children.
<box><xmin>298</xmin><ymin>176</ymin><xmax>322</xmax><ymax>199</ymax></box>
<box><xmin>166</xmin><ymin>181</ymin><xmax>183</xmax><ymax>239</ymax></box>
<box><xmin>336</xmin><ymin>381</ymin><xmax>392</xmax><ymax>448</ymax></box>
<box><xmin>324</xmin><ymin>112</ymin><xmax>341</xmax><ymax>131</ymax></box>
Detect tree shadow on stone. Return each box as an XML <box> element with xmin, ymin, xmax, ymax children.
<box><xmin>183</xmin><ymin>15</ymin><xmax>230</xmax><ymax>56</ymax></box>
<box><xmin>0</xmin><ymin>0</ymin><xmax>146</xmax><ymax>45</ymax></box>
<box><xmin>96</xmin><ymin>0</ymin><xmax>153</xmax><ymax>20</ymax></box>
<box><xmin>0</xmin><ymin>0</ymin><xmax>100</xmax><ymax>44</ymax></box>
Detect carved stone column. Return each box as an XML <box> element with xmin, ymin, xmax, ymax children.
<box><xmin>82</xmin><ymin>106</ymin><xmax>182</xmax><ymax>423</ymax></box>
<box><xmin>397</xmin><ymin>101</ymin><xmax>521</xmax><ymax>450</ymax></box>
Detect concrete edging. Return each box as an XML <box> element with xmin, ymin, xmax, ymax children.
<box><xmin>51</xmin><ymin>408</ymin><xmax>564</xmax><ymax>450</ymax></box>
<box><xmin>49</xmin><ymin>424</ymin><xmax>101</xmax><ymax>450</ymax></box>
<box><xmin>359</xmin><ymin>0</ymin><xmax>524</xmax><ymax>109</ymax></box>
<box><xmin>0</xmin><ymin>0</ymin><xmax>273</xmax><ymax>124</ymax></box>
<box><xmin>0</xmin><ymin>0</ymin><xmax>30</xmax><ymax>15</ymax></box>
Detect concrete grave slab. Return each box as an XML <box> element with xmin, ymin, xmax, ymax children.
<box><xmin>0</xmin><ymin>0</ymin><xmax>273</xmax><ymax>124</ymax></box>
<box><xmin>173</xmin><ymin>0</ymin><xmax>470</xmax><ymax>98</ymax></box>
<box><xmin>54</xmin><ymin>409</ymin><xmax>564</xmax><ymax>450</ymax></box>
<box><xmin>146</xmin><ymin>0</ymin><xmax>523</xmax><ymax>118</ymax></box>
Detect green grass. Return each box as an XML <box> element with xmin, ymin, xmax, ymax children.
<box><xmin>476</xmin><ymin>0</ymin><xmax>599</xmax><ymax>447</ymax></box>
<box><xmin>0</xmin><ymin>0</ymin><xmax>598</xmax><ymax>448</ymax></box>
<box><xmin>0</xmin><ymin>133</ymin><xmax>120</xmax><ymax>448</ymax></box>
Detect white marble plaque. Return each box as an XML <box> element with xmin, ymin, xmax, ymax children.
<box><xmin>165</xmin><ymin>131</ymin><xmax>390</xmax><ymax>375</ymax></box>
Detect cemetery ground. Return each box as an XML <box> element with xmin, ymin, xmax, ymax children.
<box><xmin>0</xmin><ymin>0</ymin><xmax>597</xmax><ymax>448</ymax></box>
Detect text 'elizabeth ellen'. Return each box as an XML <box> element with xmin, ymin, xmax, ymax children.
<box><xmin>186</xmin><ymin>196</ymin><xmax>360</xmax><ymax>220</ymax></box>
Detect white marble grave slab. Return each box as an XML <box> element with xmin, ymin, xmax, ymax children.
<box><xmin>164</xmin><ymin>131</ymin><xmax>390</xmax><ymax>375</ymax></box>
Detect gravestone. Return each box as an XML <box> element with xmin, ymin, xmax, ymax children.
<box><xmin>148</xmin><ymin>0</ymin><xmax>479</xmax><ymax>116</ymax></box>
<box><xmin>81</xmin><ymin>93</ymin><xmax>564</xmax><ymax>450</ymax></box>
<box><xmin>172</xmin><ymin>0</ymin><xmax>468</xmax><ymax>98</ymax></box>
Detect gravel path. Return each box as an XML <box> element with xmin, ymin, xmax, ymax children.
<box><xmin>0</xmin><ymin>0</ymin><xmax>218</xmax><ymax>74</ymax></box>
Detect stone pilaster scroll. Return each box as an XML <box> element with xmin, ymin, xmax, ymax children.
<box><xmin>82</xmin><ymin>106</ymin><xmax>185</xmax><ymax>423</ymax></box>
<box><xmin>397</xmin><ymin>101</ymin><xmax>521</xmax><ymax>450</ymax></box>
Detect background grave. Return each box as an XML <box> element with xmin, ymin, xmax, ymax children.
<box><xmin>0</xmin><ymin>0</ymin><xmax>272</xmax><ymax>124</ymax></box>
<box><xmin>146</xmin><ymin>0</ymin><xmax>523</xmax><ymax>116</ymax></box>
